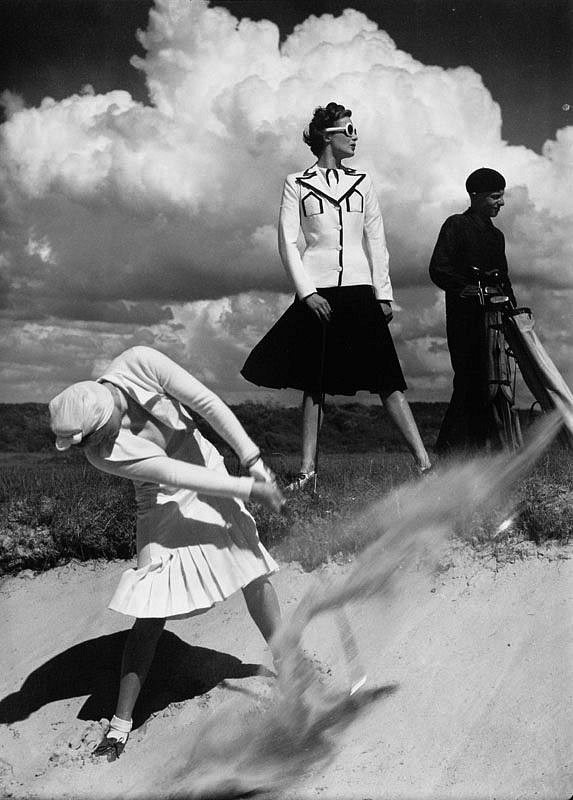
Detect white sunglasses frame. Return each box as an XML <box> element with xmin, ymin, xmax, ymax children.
<box><xmin>324</xmin><ymin>122</ymin><xmax>357</xmax><ymax>138</ymax></box>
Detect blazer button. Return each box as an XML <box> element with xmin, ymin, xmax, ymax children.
<box><xmin>337</xmin><ymin>266</ymin><xmax>343</xmax><ymax>272</ymax></box>
<box><xmin>334</xmin><ymin>225</ymin><xmax>342</xmax><ymax>231</ymax></box>
<box><xmin>335</xmin><ymin>245</ymin><xmax>342</xmax><ymax>251</ymax></box>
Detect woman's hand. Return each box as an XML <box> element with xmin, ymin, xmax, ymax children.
<box><xmin>304</xmin><ymin>293</ymin><xmax>332</xmax><ymax>323</ymax></box>
<box><xmin>379</xmin><ymin>300</ymin><xmax>393</xmax><ymax>323</ymax></box>
<box><xmin>249</xmin><ymin>457</ymin><xmax>276</xmax><ymax>484</ymax></box>
<box><xmin>250</xmin><ymin>480</ymin><xmax>286</xmax><ymax>512</ymax></box>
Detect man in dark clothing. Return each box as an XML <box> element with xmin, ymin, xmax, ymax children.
<box><xmin>430</xmin><ymin>168</ymin><xmax>517</xmax><ymax>454</ymax></box>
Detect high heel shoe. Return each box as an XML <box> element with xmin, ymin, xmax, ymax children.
<box><xmin>285</xmin><ymin>471</ymin><xmax>316</xmax><ymax>492</ymax></box>
<box><xmin>417</xmin><ymin>463</ymin><xmax>433</xmax><ymax>478</ymax></box>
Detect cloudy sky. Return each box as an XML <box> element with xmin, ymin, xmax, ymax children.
<box><xmin>1</xmin><ymin>0</ymin><xmax>571</xmax><ymax>405</ymax></box>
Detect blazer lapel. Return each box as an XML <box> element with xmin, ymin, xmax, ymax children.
<box><xmin>296</xmin><ymin>164</ymin><xmax>365</xmax><ymax>206</ymax></box>
<box><xmin>335</xmin><ymin>168</ymin><xmax>366</xmax><ymax>204</ymax></box>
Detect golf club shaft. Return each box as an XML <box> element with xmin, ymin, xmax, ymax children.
<box><xmin>335</xmin><ymin>607</ymin><xmax>367</xmax><ymax>695</ymax></box>
<box><xmin>314</xmin><ymin>322</ymin><xmax>327</xmax><ymax>495</ymax></box>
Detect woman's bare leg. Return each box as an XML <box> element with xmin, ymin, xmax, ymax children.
<box><xmin>301</xmin><ymin>390</ymin><xmax>322</xmax><ymax>474</ymax></box>
<box><xmin>115</xmin><ymin>617</ymin><xmax>166</xmax><ymax>722</ymax></box>
<box><xmin>95</xmin><ymin>617</ymin><xmax>165</xmax><ymax>757</ymax></box>
<box><xmin>380</xmin><ymin>390</ymin><xmax>431</xmax><ymax>470</ymax></box>
<box><xmin>242</xmin><ymin>575</ymin><xmax>281</xmax><ymax>645</ymax></box>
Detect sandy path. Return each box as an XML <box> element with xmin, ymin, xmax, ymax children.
<box><xmin>1</xmin><ymin>547</ymin><xmax>572</xmax><ymax>800</ymax></box>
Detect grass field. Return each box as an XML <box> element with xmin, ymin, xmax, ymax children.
<box><xmin>1</xmin><ymin>444</ymin><xmax>571</xmax><ymax>576</ymax></box>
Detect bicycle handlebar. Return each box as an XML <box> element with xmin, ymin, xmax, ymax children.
<box><xmin>469</xmin><ymin>266</ymin><xmax>502</xmax><ymax>280</ymax></box>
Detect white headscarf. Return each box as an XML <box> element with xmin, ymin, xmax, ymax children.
<box><xmin>49</xmin><ymin>381</ymin><xmax>115</xmax><ymax>450</ymax></box>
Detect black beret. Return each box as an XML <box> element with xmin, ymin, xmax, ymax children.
<box><xmin>465</xmin><ymin>168</ymin><xmax>506</xmax><ymax>194</ymax></box>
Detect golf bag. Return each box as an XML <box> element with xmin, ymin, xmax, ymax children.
<box><xmin>502</xmin><ymin>308</ymin><xmax>573</xmax><ymax>448</ymax></box>
<box><xmin>484</xmin><ymin>303</ymin><xmax>523</xmax><ymax>450</ymax></box>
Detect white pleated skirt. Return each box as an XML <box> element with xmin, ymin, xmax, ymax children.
<box><xmin>108</xmin><ymin>436</ymin><xmax>278</xmax><ymax>620</ymax></box>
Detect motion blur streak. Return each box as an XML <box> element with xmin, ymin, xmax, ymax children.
<box><xmin>150</xmin><ymin>412</ymin><xmax>562</xmax><ymax>799</ymax></box>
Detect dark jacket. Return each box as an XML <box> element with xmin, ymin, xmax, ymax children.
<box><xmin>428</xmin><ymin>208</ymin><xmax>516</xmax><ymax>454</ymax></box>
<box><xmin>429</xmin><ymin>208</ymin><xmax>516</xmax><ymax>307</ymax></box>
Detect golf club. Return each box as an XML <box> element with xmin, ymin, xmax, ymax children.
<box><xmin>312</xmin><ymin>321</ymin><xmax>328</xmax><ymax>498</ymax></box>
<box><xmin>335</xmin><ymin>607</ymin><xmax>367</xmax><ymax>696</ymax></box>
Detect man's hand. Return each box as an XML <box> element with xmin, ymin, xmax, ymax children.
<box><xmin>250</xmin><ymin>481</ymin><xmax>286</xmax><ymax>513</ymax></box>
<box><xmin>379</xmin><ymin>300</ymin><xmax>393</xmax><ymax>323</ymax></box>
<box><xmin>304</xmin><ymin>293</ymin><xmax>332</xmax><ymax>323</ymax></box>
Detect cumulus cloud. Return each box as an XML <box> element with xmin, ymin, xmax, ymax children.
<box><xmin>0</xmin><ymin>0</ymin><xmax>571</xmax><ymax>402</ymax></box>
<box><xmin>0</xmin><ymin>292</ymin><xmax>294</xmax><ymax>403</ymax></box>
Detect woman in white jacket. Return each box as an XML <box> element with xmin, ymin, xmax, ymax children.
<box><xmin>242</xmin><ymin>102</ymin><xmax>431</xmax><ymax>488</ymax></box>
<box><xmin>49</xmin><ymin>346</ymin><xmax>284</xmax><ymax>759</ymax></box>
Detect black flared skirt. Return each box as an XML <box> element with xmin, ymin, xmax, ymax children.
<box><xmin>241</xmin><ymin>285</ymin><xmax>407</xmax><ymax>396</ymax></box>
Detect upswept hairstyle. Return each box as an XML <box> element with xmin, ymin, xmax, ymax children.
<box><xmin>303</xmin><ymin>102</ymin><xmax>352</xmax><ymax>157</ymax></box>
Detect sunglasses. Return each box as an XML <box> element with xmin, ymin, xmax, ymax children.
<box><xmin>324</xmin><ymin>122</ymin><xmax>357</xmax><ymax>138</ymax></box>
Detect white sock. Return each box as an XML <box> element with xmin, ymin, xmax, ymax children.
<box><xmin>107</xmin><ymin>715</ymin><xmax>132</xmax><ymax>745</ymax></box>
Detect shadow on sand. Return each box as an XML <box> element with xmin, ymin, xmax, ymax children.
<box><xmin>0</xmin><ymin>630</ymin><xmax>265</xmax><ymax>729</ymax></box>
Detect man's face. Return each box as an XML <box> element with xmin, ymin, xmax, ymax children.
<box><xmin>473</xmin><ymin>190</ymin><xmax>505</xmax><ymax>217</ymax></box>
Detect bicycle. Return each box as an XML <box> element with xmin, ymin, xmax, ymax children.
<box><xmin>459</xmin><ymin>267</ymin><xmax>523</xmax><ymax>451</ymax></box>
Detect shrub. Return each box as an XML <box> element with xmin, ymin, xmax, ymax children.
<box><xmin>0</xmin><ymin>444</ymin><xmax>571</xmax><ymax>576</ymax></box>
<box><xmin>0</xmin><ymin>458</ymin><xmax>136</xmax><ymax>574</ymax></box>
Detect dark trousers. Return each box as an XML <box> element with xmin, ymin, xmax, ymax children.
<box><xmin>436</xmin><ymin>299</ymin><xmax>494</xmax><ymax>454</ymax></box>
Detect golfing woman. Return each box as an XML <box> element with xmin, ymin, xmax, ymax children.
<box><xmin>49</xmin><ymin>345</ymin><xmax>284</xmax><ymax>759</ymax></box>
<box><xmin>241</xmin><ymin>102</ymin><xmax>431</xmax><ymax>489</ymax></box>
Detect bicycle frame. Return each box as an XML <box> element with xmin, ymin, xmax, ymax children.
<box><xmin>461</xmin><ymin>267</ymin><xmax>522</xmax><ymax>450</ymax></box>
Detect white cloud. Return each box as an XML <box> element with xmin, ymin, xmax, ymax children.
<box><xmin>0</xmin><ymin>0</ymin><xmax>571</xmax><ymax>402</ymax></box>
<box><xmin>25</xmin><ymin>236</ymin><xmax>56</xmax><ymax>264</ymax></box>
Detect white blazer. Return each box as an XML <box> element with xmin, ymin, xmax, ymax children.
<box><xmin>278</xmin><ymin>164</ymin><xmax>393</xmax><ymax>302</ymax></box>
